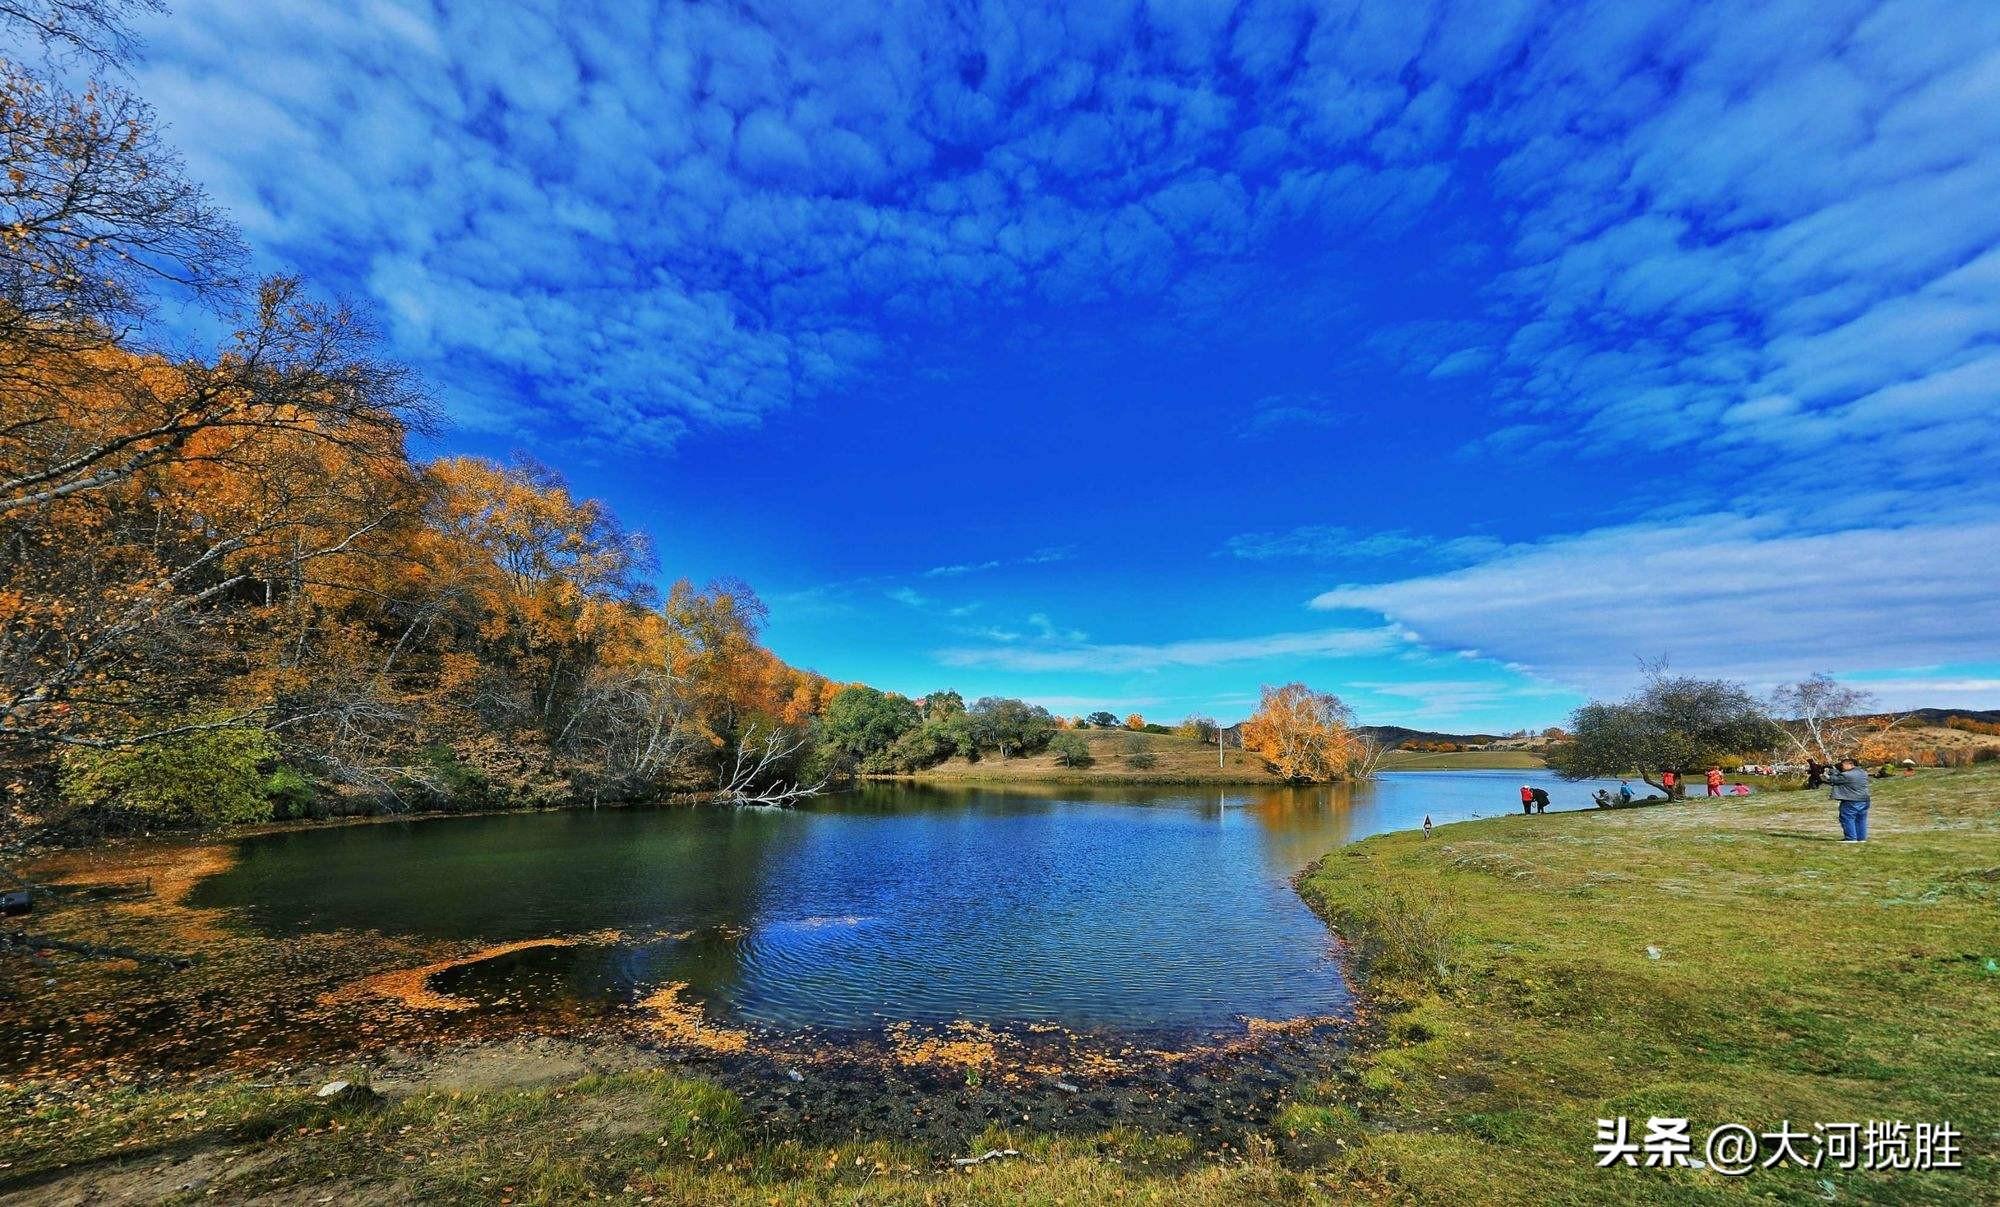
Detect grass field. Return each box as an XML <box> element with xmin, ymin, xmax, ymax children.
<box><xmin>1295</xmin><ymin>763</ymin><xmax>2000</xmax><ymax>1203</ymax></box>
<box><xmin>1376</xmin><ymin>748</ymin><xmax>1548</xmax><ymax>771</ymax></box>
<box><xmin>875</xmin><ymin>726</ymin><xmax>1283</xmax><ymax>785</ymax></box>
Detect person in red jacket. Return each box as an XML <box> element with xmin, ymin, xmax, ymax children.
<box><xmin>1520</xmin><ymin>784</ymin><xmax>1534</xmax><ymax>814</ymax></box>
<box><xmin>1661</xmin><ymin>770</ymin><xmax>1678</xmax><ymax>797</ymax></box>
<box><xmin>1706</xmin><ymin>767</ymin><xmax>1724</xmax><ymax>797</ymax></box>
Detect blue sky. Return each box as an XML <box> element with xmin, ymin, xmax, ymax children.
<box><xmin>125</xmin><ymin>0</ymin><xmax>2000</xmax><ymax>730</ymax></box>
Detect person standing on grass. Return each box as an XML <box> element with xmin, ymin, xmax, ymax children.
<box><xmin>1706</xmin><ymin>767</ymin><xmax>1724</xmax><ymax>797</ymax></box>
<box><xmin>1520</xmin><ymin>784</ymin><xmax>1534</xmax><ymax>815</ymax></box>
<box><xmin>1662</xmin><ymin>770</ymin><xmax>1678</xmax><ymax>798</ymax></box>
<box><xmin>1825</xmin><ymin>758</ymin><xmax>1872</xmax><ymax>842</ymax></box>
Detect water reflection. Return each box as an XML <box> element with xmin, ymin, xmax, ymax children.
<box><xmin>192</xmin><ymin>770</ymin><xmax>1615</xmax><ymax>1035</ymax></box>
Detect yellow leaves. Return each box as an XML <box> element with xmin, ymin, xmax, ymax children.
<box><xmin>1241</xmin><ymin>683</ymin><xmax>1358</xmax><ymax>783</ymax></box>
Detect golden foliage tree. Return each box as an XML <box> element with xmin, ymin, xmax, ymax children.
<box><xmin>1240</xmin><ymin>683</ymin><xmax>1360</xmax><ymax>782</ymax></box>
<box><xmin>0</xmin><ymin>2</ymin><xmax>845</xmax><ymax>829</ymax></box>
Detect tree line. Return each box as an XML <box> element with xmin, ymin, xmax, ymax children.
<box><xmin>808</xmin><ymin>681</ymin><xmax>1382</xmax><ymax>784</ymax></box>
<box><xmin>0</xmin><ymin>2</ymin><xmax>844</xmax><ymax>834</ymax></box>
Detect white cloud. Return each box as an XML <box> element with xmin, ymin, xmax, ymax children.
<box><xmin>1840</xmin><ymin>677</ymin><xmax>2000</xmax><ymax>710</ymax></box>
<box><xmin>1312</xmin><ymin>514</ymin><xmax>2000</xmax><ymax>693</ymax></box>
<box><xmin>1223</xmin><ymin>525</ymin><xmax>1501</xmax><ymax>564</ymax></box>
<box><xmin>938</xmin><ymin>625</ymin><xmax>1409</xmax><ymax>673</ymax></box>
<box><xmin>923</xmin><ymin>560</ymin><xmax>1001</xmax><ymax>578</ymax></box>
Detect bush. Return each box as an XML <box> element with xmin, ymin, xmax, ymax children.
<box><xmin>263</xmin><ymin>763</ymin><xmax>319</xmax><ymax>820</ymax></box>
<box><xmin>801</xmin><ymin>741</ymin><xmax>857</xmax><ymax>785</ymax></box>
<box><xmin>1337</xmin><ymin>889</ymin><xmax>1462</xmax><ymax>986</ymax></box>
<box><xmin>420</xmin><ymin>743</ymin><xmax>493</xmax><ymax>808</ymax></box>
<box><xmin>1122</xmin><ymin>734</ymin><xmax>1158</xmax><ymax>769</ymax></box>
<box><xmin>1049</xmin><ymin>732</ymin><xmax>1093</xmax><ymax>768</ymax></box>
<box><xmin>58</xmin><ymin>723</ymin><xmax>278</xmax><ymax>830</ymax></box>
<box><xmin>1173</xmin><ymin>715</ymin><xmax>1218</xmax><ymax>743</ymax></box>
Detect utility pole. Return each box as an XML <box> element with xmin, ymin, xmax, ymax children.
<box><xmin>1219</xmin><ymin>725</ymin><xmax>1224</xmax><ymax>770</ymax></box>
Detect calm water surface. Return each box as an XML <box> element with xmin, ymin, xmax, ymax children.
<box><xmin>191</xmin><ymin>770</ymin><xmax>1618</xmax><ymax>1037</ymax></box>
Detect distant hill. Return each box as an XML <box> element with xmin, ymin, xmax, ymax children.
<box><xmin>1863</xmin><ymin>707</ymin><xmax>2000</xmax><ymax>726</ymax></box>
<box><xmin>1356</xmin><ymin>724</ymin><xmax>1502</xmax><ymax>748</ymax></box>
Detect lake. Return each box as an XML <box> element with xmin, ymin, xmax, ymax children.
<box><xmin>189</xmin><ymin>769</ymin><xmax>1621</xmax><ymax>1039</ymax></box>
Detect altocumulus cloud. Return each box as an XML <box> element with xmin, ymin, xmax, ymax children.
<box><xmin>126</xmin><ymin>0</ymin><xmax>2000</xmax><ymax>715</ymax></box>
<box><xmin>122</xmin><ymin>0</ymin><xmax>1996</xmax><ymax>470</ymax></box>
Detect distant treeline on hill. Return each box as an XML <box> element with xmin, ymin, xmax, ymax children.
<box><xmin>1357</xmin><ymin>725</ymin><xmax>1503</xmax><ymax>749</ymax></box>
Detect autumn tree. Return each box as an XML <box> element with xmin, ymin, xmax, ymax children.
<box><xmin>1240</xmin><ymin>683</ymin><xmax>1360</xmax><ymax>782</ymax></box>
<box><xmin>0</xmin><ymin>0</ymin><xmax>866</xmax><ymax>833</ymax></box>
<box><xmin>1767</xmin><ymin>674</ymin><xmax>1904</xmax><ymax>764</ymax></box>
<box><xmin>1174</xmin><ymin>714</ymin><xmax>1218</xmax><ymax>744</ymax></box>
<box><xmin>0</xmin><ymin>283</ymin><xmax>424</xmax><ymax>751</ymax></box>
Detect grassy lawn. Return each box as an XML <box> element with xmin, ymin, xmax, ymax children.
<box><xmin>1</xmin><ymin>1069</ymin><xmax>1333</xmax><ymax>1204</ymax></box>
<box><xmin>1377</xmin><ymin>749</ymin><xmax>1549</xmax><ymax>771</ymax></box>
<box><xmin>1296</xmin><ymin>764</ymin><xmax>2000</xmax><ymax>1203</ymax></box>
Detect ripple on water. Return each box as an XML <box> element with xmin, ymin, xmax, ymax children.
<box><xmin>191</xmin><ymin>780</ymin><xmax>1555</xmax><ymax>1035</ymax></box>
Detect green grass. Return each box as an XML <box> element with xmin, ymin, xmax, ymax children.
<box><xmin>1</xmin><ymin>1069</ymin><xmax>1324</xmax><ymax>1204</ymax></box>
<box><xmin>1296</xmin><ymin>764</ymin><xmax>2000</xmax><ymax>1203</ymax></box>
<box><xmin>1377</xmin><ymin>749</ymin><xmax>1549</xmax><ymax>771</ymax></box>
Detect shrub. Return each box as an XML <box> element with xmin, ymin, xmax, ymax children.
<box><xmin>58</xmin><ymin>723</ymin><xmax>278</xmax><ymax>830</ymax></box>
<box><xmin>263</xmin><ymin>763</ymin><xmax>319</xmax><ymax>820</ymax></box>
<box><xmin>1336</xmin><ymin>888</ymin><xmax>1462</xmax><ymax>986</ymax></box>
<box><xmin>801</xmin><ymin>741</ymin><xmax>857</xmax><ymax>785</ymax></box>
<box><xmin>420</xmin><ymin>743</ymin><xmax>493</xmax><ymax>808</ymax></box>
<box><xmin>872</xmin><ymin>715</ymin><xmax>977</xmax><ymax>773</ymax></box>
<box><xmin>1049</xmin><ymin>732</ymin><xmax>1093</xmax><ymax>768</ymax></box>
<box><xmin>1175</xmin><ymin>715</ymin><xmax>1219</xmax><ymax>744</ymax></box>
<box><xmin>1122</xmin><ymin>734</ymin><xmax>1158</xmax><ymax>769</ymax></box>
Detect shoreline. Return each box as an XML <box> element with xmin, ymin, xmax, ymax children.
<box><xmin>32</xmin><ymin>770</ymin><xmax>1979</xmax><ymax>1199</ymax></box>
